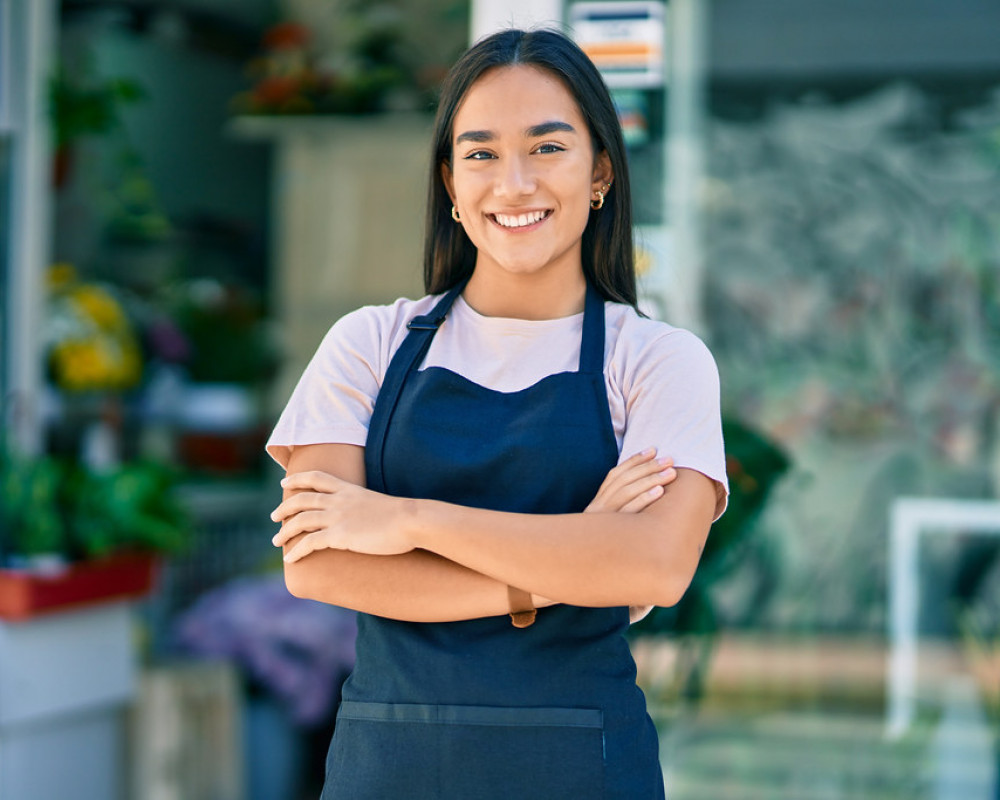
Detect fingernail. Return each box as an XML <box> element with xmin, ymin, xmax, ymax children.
<box><xmin>280</xmin><ymin>478</ymin><xmax>289</xmax><ymax>487</ymax></box>
<box><xmin>642</xmin><ymin>447</ymin><xmax>655</xmax><ymax>456</ymax></box>
<box><xmin>657</xmin><ymin>457</ymin><xmax>672</xmax><ymax>466</ymax></box>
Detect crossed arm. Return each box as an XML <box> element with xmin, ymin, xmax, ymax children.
<box><xmin>271</xmin><ymin>442</ymin><xmax>717</xmax><ymax>623</ymax></box>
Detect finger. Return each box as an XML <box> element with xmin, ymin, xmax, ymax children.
<box><xmin>606</xmin><ymin>449</ymin><xmax>659</xmax><ymax>481</ymax></box>
<box><xmin>272</xmin><ymin>525</ymin><xmax>295</xmax><ymax>548</ymax></box>
<box><xmin>594</xmin><ymin>462</ymin><xmax>650</xmax><ymax>501</ymax></box>
<box><xmin>605</xmin><ymin>467</ymin><xmax>677</xmax><ymax>510</ymax></box>
<box><xmin>272</xmin><ymin>510</ymin><xmax>330</xmax><ymax>546</ymax></box>
<box><xmin>602</xmin><ymin>456</ymin><xmax>674</xmax><ymax>496</ymax></box>
<box><xmin>283</xmin><ymin>530</ymin><xmax>344</xmax><ymax>563</ymax></box>
<box><xmin>271</xmin><ymin>491</ymin><xmax>330</xmax><ymax>523</ymax></box>
<box><xmin>621</xmin><ymin>484</ymin><xmax>665</xmax><ymax>513</ymax></box>
<box><xmin>641</xmin><ymin>466</ymin><xmax>677</xmax><ymax>490</ymax></box>
<box><xmin>614</xmin><ymin>454</ymin><xmax>672</xmax><ymax>480</ymax></box>
<box><xmin>598</xmin><ymin>449</ymin><xmax>655</xmax><ymax>486</ymax></box>
<box><xmin>620</xmin><ymin>447</ymin><xmax>658</xmax><ymax>468</ymax></box>
<box><xmin>280</xmin><ymin>470</ymin><xmax>345</xmax><ymax>494</ymax></box>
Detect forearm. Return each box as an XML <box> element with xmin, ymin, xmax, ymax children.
<box><xmin>408</xmin><ymin>470</ymin><xmax>717</xmax><ymax>609</ymax></box>
<box><xmin>411</xmin><ymin>507</ymin><xmax>674</xmax><ymax>608</ymax></box>
<box><xmin>274</xmin><ymin>446</ymin><xmax>714</xmax><ymax>615</ymax></box>
<box><xmin>283</xmin><ymin>542</ymin><xmax>541</xmax><ymax>623</ymax></box>
<box><xmin>278</xmin><ymin>442</ymin><xmax>548</xmax><ymax>622</ymax></box>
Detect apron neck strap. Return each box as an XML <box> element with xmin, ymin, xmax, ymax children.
<box><xmin>578</xmin><ymin>282</ymin><xmax>606</xmax><ymax>375</ymax></box>
<box><xmin>406</xmin><ymin>280</ymin><xmax>466</xmax><ymax>332</ymax></box>
<box><xmin>366</xmin><ymin>279</ymin><xmax>466</xmax><ymax>492</ymax></box>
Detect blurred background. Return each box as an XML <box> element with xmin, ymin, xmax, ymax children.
<box><xmin>1</xmin><ymin>0</ymin><xmax>999</xmax><ymax>798</ymax></box>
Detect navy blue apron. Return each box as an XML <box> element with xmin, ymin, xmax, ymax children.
<box><xmin>321</xmin><ymin>282</ymin><xmax>664</xmax><ymax>799</ymax></box>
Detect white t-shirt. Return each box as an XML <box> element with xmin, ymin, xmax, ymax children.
<box><xmin>267</xmin><ymin>293</ymin><xmax>729</xmax><ymax>623</ymax></box>
<box><xmin>268</xmin><ymin>292</ymin><xmax>729</xmax><ymax>515</ymax></box>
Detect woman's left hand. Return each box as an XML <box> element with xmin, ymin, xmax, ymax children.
<box><xmin>271</xmin><ymin>470</ymin><xmax>416</xmax><ymax>562</ymax></box>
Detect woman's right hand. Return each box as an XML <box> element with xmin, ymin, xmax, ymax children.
<box><xmin>585</xmin><ymin>448</ymin><xmax>676</xmax><ymax>514</ymax></box>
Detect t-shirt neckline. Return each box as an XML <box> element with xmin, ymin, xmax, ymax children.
<box><xmin>453</xmin><ymin>294</ymin><xmax>585</xmax><ymax>332</ymax></box>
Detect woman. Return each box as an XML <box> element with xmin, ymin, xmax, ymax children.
<box><xmin>268</xmin><ymin>28</ymin><xmax>727</xmax><ymax>799</ymax></box>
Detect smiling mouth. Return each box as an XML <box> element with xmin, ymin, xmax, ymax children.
<box><xmin>490</xmin><ymin>210</ymin><xmax>552</xmax><ymax>229</ymax></box>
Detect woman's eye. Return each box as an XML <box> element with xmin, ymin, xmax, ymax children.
<box><xmin>463</xmin><ymin>150</ymin><xmax>495</xmax><ymax>161</ymax></box>
<box><xmin>536</xmin><ymin>143</ymin><xmax>565</xmax><ymax>154</ymax></box>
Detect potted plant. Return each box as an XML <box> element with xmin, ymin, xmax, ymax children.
<box><xmin>231</xmin><ymin>18</ymin><xmax>409</xmax><ymax>116</ymax></box>
<box><xmin>166</xmin><ymin>278</ymin><xmax>278</xmax><ymax>475</ymax></box>
<box><xmin>0</xmin><ymin>448</ymin><xmax>189</xmax><ymax>620</ymax></box>
<box><xmin>0</xmin><ymin>449</ymin><xmax>189</xmax><ymax>800</ymax></box>
<box><xmin>49</xmin><ymin>59</ymin><xmax>144</xmax><ymax>188</ymax></box>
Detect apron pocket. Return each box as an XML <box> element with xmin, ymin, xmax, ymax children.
<box><xmin>322</xmin><ymin>701</ymin><xmax>606</xmax><ymax>800</ymax></box>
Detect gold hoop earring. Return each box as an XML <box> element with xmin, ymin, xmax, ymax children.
<box><xmin>451</xmin><ymin>205</ymin><xmax>461</xmax><ymax>222</ymax></box>
<box><xmin>591</xmin><ymin>183</ymin><xmax>611</xmax><ymax>210</ymax></box>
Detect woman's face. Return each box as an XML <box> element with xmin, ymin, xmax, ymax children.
<box><xmin>442</xmin><ymin>65</ymin><xmax>612</xmax><ymax>285</ymax></box>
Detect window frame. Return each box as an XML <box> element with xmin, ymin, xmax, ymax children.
<box><xmin>1</xmin><ymin>0</ymin><xmax>55</xmax><ymax>454</ymax></box>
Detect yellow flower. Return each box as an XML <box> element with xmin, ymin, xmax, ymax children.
<box><xmin>71</xmin><ymin>285</ymin><xmax>127</xmax><ymax>330</ymax></box>
<box><xmin>45</xmin><ymin>264</ymin><xmax>144</xmax><ymax>392</ymax></box>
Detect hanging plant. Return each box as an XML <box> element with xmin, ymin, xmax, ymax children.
<box><xmin>48</xmin><ymin>58</ymin><xmax>145</xmax><ymax>187</ymax></box>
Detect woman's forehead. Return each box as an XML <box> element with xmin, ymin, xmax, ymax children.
<box><xmin>452</xmin><ymin>65</ymin><xmax>586</xmax><ymax>139</ymax></box>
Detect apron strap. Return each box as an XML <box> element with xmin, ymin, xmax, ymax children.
<box><xmin>578</xmin><ymin>282</ymin><xmax>606</xmax><ymax>375</ymax></box>
<box><xmin>366</xmin><ymin>281</ymin><xmax>466</xmax><ymax>493</ymax></box>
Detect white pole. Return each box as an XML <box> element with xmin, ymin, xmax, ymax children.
<box><xmin>4</xmin><ymin>0</ymin><xmax>54</xmax><ymax>455</ymax></box>
<box><xmin>664</xmin><ymin>0</ymin><xmax>708</xmax><ymax>334</ymax></box>
<box><xmin>470</xmin><ymin>0</ymin><xmax>564</xmax><ymax>44</ymax></box>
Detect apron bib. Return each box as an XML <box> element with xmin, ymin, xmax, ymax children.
<box><xmin>321</xmin><ymin>283</ymin><xmax>664</xmax><ymax>799</ymax></box>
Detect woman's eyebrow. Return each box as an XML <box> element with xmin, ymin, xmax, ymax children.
<box><xmin>454</xmin><ymin>120</ymin><xmax>577</xmax><ymax>145</ymax></box>
<box><xmin>455</xmin><ymin>129</ymin><xmax>493</xmax><ymax>144</ymax></box>
<box><xmin>526</xmin><ymin>120</ymin><xmax>576</xmax><ymax>138</ymax></box>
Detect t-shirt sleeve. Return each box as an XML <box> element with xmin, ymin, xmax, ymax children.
<box><xmin>265</xmin><ymin>308</ymin><xmax>384</xmax><ymax>470</ymax></box>
<box><xmin>617</xmin><ymin>328</ymin><xmax>729</xmax><ymax>521</ymax></box>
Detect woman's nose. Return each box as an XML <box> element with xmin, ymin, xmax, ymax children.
<box><xmin>494</xmin><ymin>156</ymin><xmax>536</xmax><ymax>198</ymax></box>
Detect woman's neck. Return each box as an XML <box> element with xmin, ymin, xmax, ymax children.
<box><xmin>462</xmin><ymin>268</ymin><xmax>587</xmax><ymax>320</ymax></box>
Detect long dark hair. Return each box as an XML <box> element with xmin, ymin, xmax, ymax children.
<box><xmin>423</xmin><ymin>28</ymin><xmax>637</xmax><ymax>308</ymax></box>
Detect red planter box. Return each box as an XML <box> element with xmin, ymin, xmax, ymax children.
<box><xmin>0</xmin><ymin>553</ymin><xmax>159</xmax><ymax>622</ymax></box>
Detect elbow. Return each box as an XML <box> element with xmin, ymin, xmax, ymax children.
<box><xmin>282</xmin><ymin>560</ymin><xmax>314</xmax><ymax>600</ymax></box>
<box><xmin>280</xmin><ymin>534</ymin><xmax>322</xmax><ymax>600</ymax></box>
<box><xmin>643</xmin><ymin>536</ymin><xmax>705</xmax><ymax>608</ymax></box>
<box><xmin>629</xmin><ymin>560</ymin><xmax>694</xmax><ymax>609</ymax></box>
<box><xmin>652</xmin><ymin>571</ymin><xmax>695</xmax><ymax>609</ymax></box>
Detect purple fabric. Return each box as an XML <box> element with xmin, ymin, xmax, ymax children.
<box><xmin>173</xmin><ymin>573</ymin><xmax>356</xmax><ymax>725</ymax></box>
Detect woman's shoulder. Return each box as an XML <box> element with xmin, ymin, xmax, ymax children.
<box><xmin>604</xmin><ymin>301</ymin><xmax>716</xmax><ymax>368</ymax></box>
<box><xmin>330</xmin><ymin>293</ymin><xmax>441</xmax><ymax>337</ymax></box>
<box><xmin>321</xmin><ymin>293</ymin><xmax>443</xmax><ymax>352</ymax></box>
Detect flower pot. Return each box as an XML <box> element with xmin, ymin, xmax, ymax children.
<box><xmin>175</xmin><ymin>383</ymin><xmax>267</xmax><ymax>474</ymax></box>
<box><xmin>0</xmin><ymin>553</ymin><xmax>158</xmax><ymax>621</ymax></box>
<box><xmin>0</xmin><ymin>600</ymin><xmax>138</xmax><ymax>799</ymax></box>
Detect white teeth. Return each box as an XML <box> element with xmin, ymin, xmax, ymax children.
<box><xmin>494</xmin><ymin>210</ymin><xmax>547</xmax><ymax>228</ymax></box>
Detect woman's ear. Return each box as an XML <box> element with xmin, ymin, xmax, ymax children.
<box><xmin>440</xmin><ymin>162</ymin><xmax>456</xmax><ymax>204</ymax></box>
<box><xmin>591</xmin><ymin>150</ymin><xmax>614</xmax><ymax>192</ymax></box>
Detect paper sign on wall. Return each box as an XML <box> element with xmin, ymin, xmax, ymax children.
<box><xmin>569</xmin><ymin>1</ymin><xmax>667</xmax><ymax>88</ymax></box>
